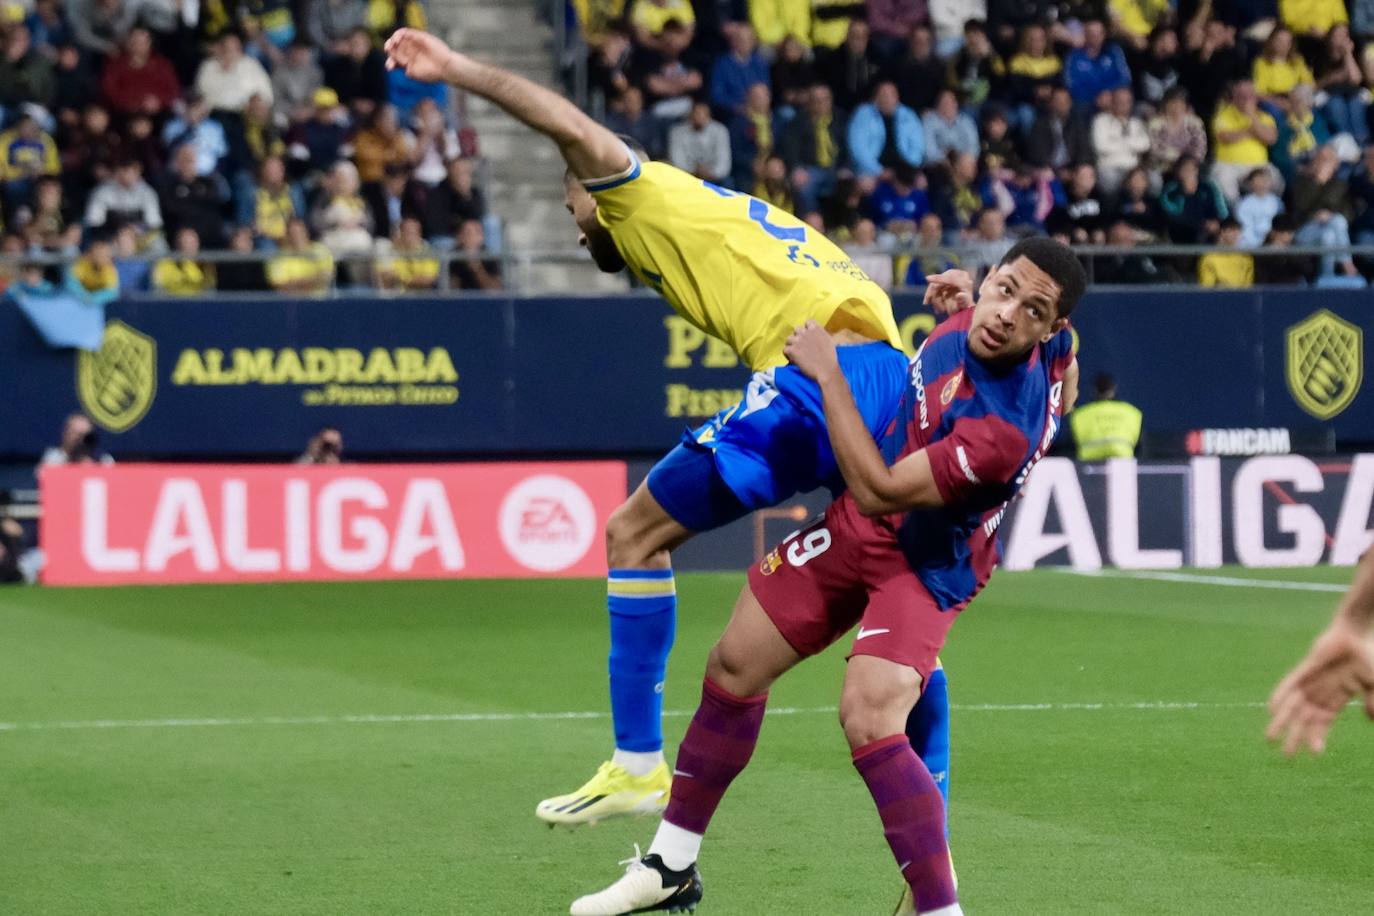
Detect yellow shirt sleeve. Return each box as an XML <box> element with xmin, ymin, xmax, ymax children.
<box><xmin>750</xmin><ymin>0</ymin><xmax>811</xmax><ymax>47</ymax></box>
<box><xmin>152</xmin><ymin>260</ymin><xmax>178</xmax><ymax>293</ymax></box>
<box><xmin>1295</xmin><ymin>57</ymin><xmax>1314</xmax><ymax>87</ymax></box>
<box><xmin>1236</xmin><ymin>256</ymin><xmax>1254</xmax><ymax>288</ymax></box>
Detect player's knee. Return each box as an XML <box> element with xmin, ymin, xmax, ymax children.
<box><xmin>705</xmin><ymin>639</ymin><xmax>763</xmax><ymax>696</ymax></box>
<box><xmin>838</xmin><ymin>669</ymin><xmax>921</xmax><ymax>749</ymax></box>
<box><xmin>605</xmin><ymin>502</ymin><xmax>657</xmax><ymax>568</ymax></box>
<box><xmin>839</xmin><ymin>701</ymin><xmax>902</xmax><ymax>748</ymax></box>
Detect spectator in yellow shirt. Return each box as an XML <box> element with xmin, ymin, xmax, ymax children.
<box><xmin>375</xmin><ymin>217</ymin><xmax>440</xmax><ymax>291</ymax></box>
<box><xmin>1253</xmin><ymin>27</ymin><xmax>1315</xmax><ymax>111</ymax></box>
<box><xmin>267</xmin><ymin>217</ymin><xmax>335</xmax><ymax>295</ymax></box>
<box><xmin>749</xmin><ymin>0</ymin><xmax>810</xmax><ymax>49</ymax></box>
<box><xmin>65</xmin><ymin>237</ymin><xmax>121</xmax><ymax>306</ymax></box>
<box><xmin>570</xmin><ymin>0</ymin><xmax>630</xmax><ymax>46</ymax></box>
<box><xmin>1211</xmin><ymin>80</ymin><xmax>1280</xmax><ymax>201</ymax></box>
<box><xmin>1108</xmin><ymin>0</ymin><xmax>1172</xmax><ymax>50</ymax></box>
<box><xmin>629</xmin><ymin>0</ymin><xmax>695</xmax><ymax>51</ymax></box>
<box><xmin>250</xmin><ymin>156</ymin><xmax>305</xmax><ymax>246</ymax></box>
<box><xmin>1281</xmin><ymin>0</ymin><xmax>1348</xmax><ymax>42</ymax></box>
<box><xmin>153</xmin><ymin>228</ymin><xmax>216</xmax><ymax>295</ymax></box>
<box><xmin>0</xmin><ymin>113</ymin><xmax>59</xmax><ymax>212</ymax></box>
<box><xmin>1199</xmin><ymin>219</ymin><xmax>1255</xmax><ymax>287</ymax></box>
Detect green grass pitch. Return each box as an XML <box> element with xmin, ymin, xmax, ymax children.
<box><xmin>2</xmin><ymin>567</ymin><xmax>1371</xmax><ymax>914</ymax></box>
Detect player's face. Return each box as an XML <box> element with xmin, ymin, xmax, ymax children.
<box><xmin>968</xmin><ymin>257</ymin><xmax>1066</xmax><ymax>364</ymax></box>
<box><xmin>563</xmin><ymin>181</ymin><xmax>626</xmax><ymax>273</ymax></box>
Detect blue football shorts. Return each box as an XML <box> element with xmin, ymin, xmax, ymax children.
<box><xmin>647</xmin><ymin>342</ymin><xmax>909</xmax><ymax>532</ymax></box>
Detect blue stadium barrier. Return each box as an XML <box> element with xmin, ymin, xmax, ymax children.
<box><xmin>1</xmin><ymin>289</ymin><xmax>1368</xmax><ymax>460</ymax></box>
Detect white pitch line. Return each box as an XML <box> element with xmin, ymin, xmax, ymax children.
<box><xmin>0</xmin><ymin>701</ymin><xmax>1267</xmax><ymax>734</ymax></box>
<box><xmin>1057</xmin><ymin>569</ymin><xmax>1348</xmax><ymax>593</ymax></box>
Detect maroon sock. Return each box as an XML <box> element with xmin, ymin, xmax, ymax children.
<box><xmin>853</xmin><ymin>734</ymin><xmax>957</xmax><ymax>911</ymax></box>
<box><xmin>662</xmin><ymin>677</ymin><xmax>768</xmax><ymax>835</ymax></box>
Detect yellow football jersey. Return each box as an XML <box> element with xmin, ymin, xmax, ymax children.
<box><xmin>586</xmin><ymin>155</ymin><xmax>902</xmax><ymax>371</ymax></box>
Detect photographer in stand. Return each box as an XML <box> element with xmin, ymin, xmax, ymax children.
<box><xmin>37</xmin><ymin>414</ymin><xmax>115</xmax><ymax>473</ymax></box>
<box><xmin>295</xmin><ymin>427</ymin><xmax>345</xmax><ymax>464</ymax></box>
<box><xmin>20</xmin><ymin>413</ymin><xmax>112</xmax><ymax>584</ymax></box>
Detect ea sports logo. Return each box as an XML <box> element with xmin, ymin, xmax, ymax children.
<box><xmin>499</xmin><ymin>475</ymin><xmax>597</xmax><ymax>572</ymax></box>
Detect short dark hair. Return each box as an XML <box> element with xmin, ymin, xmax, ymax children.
<box><xmin>1093</xmin><ymin>373</ymin><xmax>1116</xmax><ymax>397</ymax></box>
<box><xmin>998</xmin><ymin>236</ymin><xmax>1088</xmax><ymax>319</ymax></box>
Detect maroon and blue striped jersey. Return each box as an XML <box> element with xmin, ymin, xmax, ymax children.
<box><xmin>877</xmin><ymin>309</ymin><xmax>1075</xmax><ymax>610</ymax></box>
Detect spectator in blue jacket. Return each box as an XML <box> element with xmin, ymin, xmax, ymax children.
<box><xmin>710</xmin><ymin>22</ymin><xmax>769</xmax><ymax>118</ymax></box>
<box><xmin>864</xmin><ymin>164</ymin><xmax>930</xmax><ymax>233</ymax></box>
<box><xmin>922</xmin><ymin>89</ymin><xmax>980</xmax><ymax>164</ymax></box>
<box><xmin>1065</xmin><ymin>19</ymin><xmax>1131</xmax><ymax>107</ymax></box>
<box><xmin>847</xmin><ymin>81</ymin><xmax>924</xmax><ymax>179</ymax></box>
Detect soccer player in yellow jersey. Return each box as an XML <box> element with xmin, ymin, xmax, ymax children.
<box><xmin>384</xmin><ymin>28</ymin><xmax>953</xmax><ymax>832</ymax></box>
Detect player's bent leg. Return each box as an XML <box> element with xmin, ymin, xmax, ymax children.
<box><xmin>570</xmin><ymin>586</ymin><xmax>803</xmax><ymax>916</ymax></box>
<box><xmin>704</xmin><ymin>579</ymin><xmax>806</xmax><ymax>698</ymax></box>
<box><xmin>605</xmin><ymin>478</ymin><xmax>696</xmax><ymax>570</ymax></box>
<box><xmin>652</xmin><ymin>584</ymin><xmax>802</xmax><ymax>866</ymax></box>
<box><xmin>538</xmin><ymin>482</ymin><xmax>693</xmax><ymax>827</ymax></box>
<box><xmin>844</xmin><ymin>656</ymin><xmax>961</xmax><ymax>916</ymax></box>
<box><xmin>604</xmin><ymin>481</ymin><xmax>693</xmax><ymax>765</ymax></box>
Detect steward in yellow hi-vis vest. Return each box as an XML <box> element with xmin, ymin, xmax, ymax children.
<box><xmin>584</xmin><ymin>150</ymin><xmax>902</xmax><ymax>371</ymax></box>
<box><xmin>1071</xmin><ymin>373</ymin><xmax>1142</xmax><ymax>461</ymax></box>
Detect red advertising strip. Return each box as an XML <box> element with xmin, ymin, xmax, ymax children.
<box><xmin>40</xmin><ymin>463</ymin><xmax>627</xmax><ymax>586</ymax></box>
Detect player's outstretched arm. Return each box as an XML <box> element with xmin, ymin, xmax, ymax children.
<box><xmin>785</xmin><ymin>322</ymin><xmax>944</xmax><ymax>516</ymax></box>
<box><xmin>384</xmin><ymin>28</ymin><xmax>631</xmax><ymax>180</ymax></box>
<box><xmin>1267</xmin><ymin>549</ymin><xmax>1374</xmax><ymax>756</ymax></box>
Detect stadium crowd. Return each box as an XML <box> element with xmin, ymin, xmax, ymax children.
<box><xmin>0</xmin><ymin>0</ymin><xmax>507</xmax><ymax>295</ymax></box>
<box><xmin>577</xmin><ymin>0</ymin><xmax>1374</xmax><ymax>287</ymax></box>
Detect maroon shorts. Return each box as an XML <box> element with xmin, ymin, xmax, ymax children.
<box><xmin>747</xmin><ymin>494</ymin><xmax>963</xmax><ymax>683</ymax></box>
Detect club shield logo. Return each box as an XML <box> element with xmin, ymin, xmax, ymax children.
<box><xmin>77</xmin><ymin>320</ymin><xmax>157</xmax><ymax>432</ymax></box>
<box><xmin>1286</xmin><ymin>309</ymin><xmax>1362</xmax><ymax>421</ymax></box>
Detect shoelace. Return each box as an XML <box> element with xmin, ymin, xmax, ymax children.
<box><xmin>618</xmin><ymin>844</ymin><xmax>647</xmax><ymax>873</ymax></box>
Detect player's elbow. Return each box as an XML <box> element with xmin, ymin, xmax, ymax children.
<box><xmin>553</xmin><ymin>120</ymin><xmax>590</xmax><ymax>152</ymax></box>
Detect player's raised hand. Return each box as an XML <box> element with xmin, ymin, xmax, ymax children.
<box><xmin>385</xmin><ymin>28</ymin><xmax>465</xmax><ymax>84</ymax></box>
<box><xmin>784</xmin><ymin>320</ymin><xmax>840</xmax><ymax>383</ymax></box>
<box><xmin>1266</xmin><ymin>621</ymin><xmax>1374</xmax><ymax>756</ymax></box>
<box><xmin>923</xmin><ymin>269</ymin><xmax>974</xmax><ymax>316</ymax></box>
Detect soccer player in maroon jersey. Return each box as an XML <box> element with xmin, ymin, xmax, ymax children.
<box><xmin>570</xmin><ymin>238</ymin><xmax>1087</xmax><ymax>915</ymax></box>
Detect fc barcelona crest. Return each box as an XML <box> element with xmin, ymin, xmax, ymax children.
<box><xmin>77</xmin><ymin>320</ymin><xmax>157</xmax><ymax>433</ymax></box>
<box><xmin>1286</xmin><ymin>309</ymin><xmax>1362</xmax><ymax>421</ymax></box>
